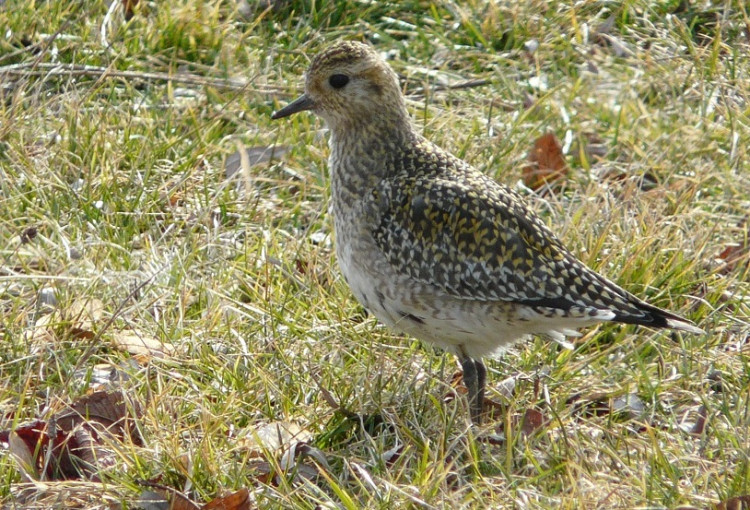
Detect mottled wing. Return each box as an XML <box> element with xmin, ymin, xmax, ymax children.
<box><xmin>371</xmin><ymin>151</ymin><xmax>645</xmax><ymax>317</ymax></box>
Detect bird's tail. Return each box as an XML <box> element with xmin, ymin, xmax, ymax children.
<box><xmin>615</xmin><ymin>300</ymin><xmax>704</xmax><ymax>335</ymax></box>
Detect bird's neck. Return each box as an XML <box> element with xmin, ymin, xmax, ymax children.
<box><xmin>327</xmin><ymin>113</ymin><xmax>415</xmax><ymax>209</ymax></box>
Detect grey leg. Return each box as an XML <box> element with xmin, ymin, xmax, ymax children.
<box><xmin>475</xmin><ymin>358</ymin><xmax>486</xmax><ymax>422</ymax></box>
<box><xmin>460</xmin><ymin>355</ymin><xmax>485</xmax><ymax>424</ymax></box>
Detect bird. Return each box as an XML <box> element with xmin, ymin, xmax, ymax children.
<box><xmin>271</xmin><ymin>40</ymin><xmax>704</xmax><ymax>425</ymax></box>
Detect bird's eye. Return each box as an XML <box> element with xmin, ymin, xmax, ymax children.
<box><xmin>328</xmin><ymin>74</ymin><xmax>350</xmax><ymax>89</ymax></box>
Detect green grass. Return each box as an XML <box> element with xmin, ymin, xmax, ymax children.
<box><xmin>1</xmin><ymin>0</ymin><xmax>749</xmax><ymax>508</ymax></box>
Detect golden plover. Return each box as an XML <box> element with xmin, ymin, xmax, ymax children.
<box><xmin>272</xmin><ymin>41</ymin><xmax>703</xmax><ymax>424</ymax></box>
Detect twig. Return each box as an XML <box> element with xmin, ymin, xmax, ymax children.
<box><xmin>405</xmin><ymin>78</ymin><xmax>492</xmax><ymax>100</ymax></box>
<box><xmin>0</xmin><ymin>62</ymin><xmax>288</xmax><ymax>96</ymax></box>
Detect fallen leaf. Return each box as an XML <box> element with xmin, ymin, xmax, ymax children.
<box><xmin>247</xmin><ymin>459</ymin><xmax>275</xmax><ymax>485</ymax></box>
<box><xmin>7</xmin><ymin>429</ymin><xmax>38</xmax><ymax>482</ymax></box>
<box><xmin>224</xmin><ymin>145</ymin><xmax>289</xmax><ymax>180</ymax></box>
<box><xmin>611</xmin><ymin>393</ymin><xmax>646</xmax><ymax>421</ymax></box>
<box><xmin>122</xmin><ymin>0</ymin><xmax>140</xmax><ymax>20</ymax></box>
<box><xmin>520</xmin><ymin>408</ymin><xmax>546</xmax><ymax>436</ymax></box>
<box><xmin>715</xmin><ymin>495</ymin><xmax>750</xmax><ymax>510</ymax></box>
<box><xmin>136</xmin><ymin>489</ymin><xmax>172</xmax><ymax>510</ymax></box>
<box><xmin>136</xmin><ymin>484</ymin><xmax>200</xmax><ymax>510</ymax></box>
<box><xmin>238</xmin><ymin>422</ymin><xmax>312</xmax><ymax>457</ymax></box>
<box><xmin>691</xmin><ymin>405</ymin><xmax>708</xmax><ymax>435</ymax></box>
<box><xmin>522</xmin><ymin>132</ymin><xmax>568</xmax><ymax>191</ymax></box>
<box><xmin>111</xmin><ymin>330</ymin><xmax>176</xmax><ymax>359</ymax></box>
<box><xmin>714</xmin><ymin>216</ymin><xmax>749</xmax><ymax>275</ymax></box>
<box><xmin>20</xmin><ymin>226</ymin><xmax>38</xmax><ymax>244</ymax></box>
<box><xmin>23</xmin><ymin>312</ymin><xmax>57</xmax><ymax>344</ymax></box>
<box><xmin>597</xmin><ymin>167</ymin><xmax>659</xmax><ymax>191</ymax></box>
<box><xmin>718</xmin><ymin>244</ymin><xmax>749</xmax><ymax>274</ymax></box>
<box><xmin>1</xmin><ymin>390</ymin><xmax>143</xmax><ymax>481</ymax></box>
<box><xmin>203</xmin><ymin>488</ymin><xmax>252</xmax><ymax>510</ymax></box>
<box><xmin>381</xmin><ymin>442</ymin><xmax>404</xmax><ymax>467</ymax></box>
<box><xmin>62</xmin><ymin>298</ymin><xmax>104</xmax><ymax>339</ymax></box>
<box><xmin>279</xmin><ymin>442</ymin><xmax>331</xmax><ymax>484</ymax></box>
<box><xmin>569</xmin><ymin>392</ymin><xmax>646</xmax><ymax>423</ymax></box>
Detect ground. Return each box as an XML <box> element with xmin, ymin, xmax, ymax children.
<box><xmin>0</xmin><ymin>1</ymin><xmax>749</xmax><ymax>508</ymax></box>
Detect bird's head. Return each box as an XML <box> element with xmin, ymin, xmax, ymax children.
<box><xmin>272</xmin><ymin>41</ymin><xmax>408</xmax><ymax>133</ymax></box>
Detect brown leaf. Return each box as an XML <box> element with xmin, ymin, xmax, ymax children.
<box><xmin>690</xmin><ymin>405</ymin><xmax>708</xmax><ymax>435</ymax></box>
<box><xmin>247</xmin><ymin>459</ymin><xmax>275</xmax><ymax>485</ymax></box>
<box><xmin>718</xmin><ymin>217</ymin><xmax>748</xmax><ymax>271</ymax></box>
<box><xmin>718</xmin><ymin>243</ymin><xmax>749</xmax><ymax>274</ymax></box>
<box><xmin>122</xmin><ymin>0</ymin><xmax>140</xmax><ymax>20</ymax></box>
<box><xmin>2</xmin><ymin>390</ymin><xmax>142</xmax><ymax>481</ymax></box>
<box><xmin>715</xmin><ymin>495</ymin><xmax>750</xmax><ymax>510</ymax></box>
<box><xmin>522</xmin><ymin>132</ymin><xmax>568</xmax><ymax>191</ymax></box>
<box><xmin>202</xmin><ymin>488</ymin><xmax>252</xmax><ymax>510</ymax></box>
<box><xmin>520</xmin><ymin>408</ymin><xmax>546</xmax><ymax>436</ymax></box>
<box><xmin>568</xmin><ymin>392</ymin><xmax>613</xmax><ymax>418</ymax></box>
<box><xmin>20</xmin><ymin>226</ymin><xmax>38</xmax><ymax>244</ymax></box>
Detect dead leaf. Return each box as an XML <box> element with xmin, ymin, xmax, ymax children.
<box><xmin>597</xmin><ymin>167</ymin><xmax>659</xmax><ymax>192</ymax></box>
<box><xmin>718</xmin><ymin>244</ymin><xmax>749</xmax><ymax>274</ymax></box>
<box><xmin>136</xmin><ymin>484</ymin><xmax>200</xmax><ymax>510</ymax></box>
<box><xmin>202</xmin><ymin>488</ymin><xmax>252</xmax><ymax>510</ymax></box>
<box><xmin>494</xmin><ymin>375</ymin><xmax>516</xmax><ymax>399</ymax></box>
<box><xmin>1</xmin><ymin>390</ymin><xmax>143</xmax><ymax>481</ymax></box>
<box><xmin>23</xmin><ymin>312</ymin><xmax>57</xmax><ymax>344</ymax></box>
<box><xmin>224</xmin><ymin>145</ymin><xmax>289</xmax><ymax>180</ymax></box>
<box><xmin>122</xmin><ymin>0</ymin><xmax>140</xmax><ymax>20</ymax></box>
<box><xmin>715</xmin><ymin>495</ymin><xmax>750</xmax><ymax>510</ymax></box>
<box><xmin>279</xmin><ymin>442</ymin><xmax>331</xmax><ymax>484</ymax></box>
<box><xmin>691</xmin><ymin>405</ymin><xmax>708</xmax><ymax>435</ymax></box>
<box><xmin>569</xmin><ymin>392</ymin><xmax>646</xmax><ymax>423</ymax></box>
<box><xmin>247</xmin><ymin>459</ymin><xmax>275</xmax><ymax>485</ymax></box>
<box><xmin>381</xmin><ymin>442</ymin><xmax>404</xmax><ymax>467</ymax></box>
<box><xmin>522</xmin><ymin>132</ymin><xmax>568</xmax><ymax>192</ymax></box>
<box><xmin>136</xmin><ymin>490</ymin><xmax>172</xmax><ymax>510</ymax></box>
<box><xmin>20</xmin><ymin>226</ymin><xmax>38</xmax><ymax>244</ymax></box>
<box><xmin>238</xmin><ymin>422</ymin><xmax>312</xmax><ymax>457</ymax></box>
<box><xmin>62</xmin><ymin>298</ymin><xmax>104</xmax><ymax>339</ymax></box>
<box><xmin>568</xmin><ymin>392</ymin><xmax>614</xmax><ymax>418</ymax></box>
<box><xmin>111</xmin><ymin>330</ymin><xmax>176</xmax><ymax>359</ymax></box>
<box><xmin>611</xmin><ymin>393</ymin><xmax>646</xmax><ymax>421</ymax></box>
<box><xmin>7</xmin><ymin>429</ymin><xmax>37</xmax><ymax>482</ymax></box>
<box><xmin>714</xmin><ymin>216</ymin><xmax>749</xmax><ymax>274</ymax></box>
<box><xmin>520</xmin><ymin>408</ymin><xmax>546</xmax><ymax>436</ymax></box>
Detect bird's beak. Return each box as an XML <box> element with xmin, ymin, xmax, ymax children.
<box><xmin>271</xmin><ymin>94</ymin><xmax>314</xmax><ymax>119</ymax></box>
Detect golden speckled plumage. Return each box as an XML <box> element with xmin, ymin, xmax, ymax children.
<box><xmin>272</xmin><ymin>40</ymin><xmax>703</xmax><ymax>425</ymax></box>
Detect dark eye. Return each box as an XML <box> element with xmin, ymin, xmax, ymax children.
<box><xmin>328</xmin><ymin>74</ymin><xmax>350</xmax><ymax>89</ymax></box>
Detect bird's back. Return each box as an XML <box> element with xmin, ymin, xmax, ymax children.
<box><xmin>367</xmin><ymin>136</ymin><xmax>702</xmax><ymax>334</ymax></box>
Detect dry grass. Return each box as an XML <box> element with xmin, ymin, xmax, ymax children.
<box><xmin>1</xmin><ymin>1</ymin><xmax>749</xmax><ymax>508</ymax></box>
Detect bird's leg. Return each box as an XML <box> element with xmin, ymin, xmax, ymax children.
<box><xmin>475</xmin><ymin>358</ymin><xmax>486</xmax><ymax>422</ymax></box>
<box><xmin>460</xmin><ymin>355</ymin><xmax>485</xmax><ymax>424</ymax></box>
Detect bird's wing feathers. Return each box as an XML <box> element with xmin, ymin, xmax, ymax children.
<box><xmin>371</xmin><ymin>146</ymin><xmax>645</xmax><ymax>317</ymax></box>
